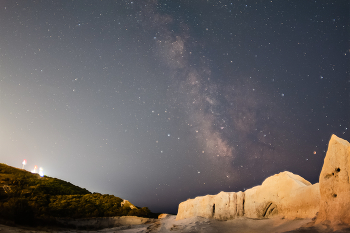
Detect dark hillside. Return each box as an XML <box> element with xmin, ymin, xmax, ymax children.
<box><xmin>0</xmin><ymin>163</ymin><xmax>156</xmax><ymax>226</ymax></box>
<box><xmin>0</xmin><ymin>163</ymin><xmax>90</xmax><ymax>196</ymax></box>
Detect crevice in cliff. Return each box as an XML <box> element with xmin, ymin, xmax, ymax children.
<box><xmin>212</xmin><ymin>204</ymin><xmax>215</xmax><ymax>217</ymax></box>
<box><xmin>235</xmin><ymin>196</ymin><xmax>237</xmax><ymax>217</ymax></box>
<box><xmin>263</xmin><ymin>202</ymin><xmax>273</xmax><ymax>217</ymax></box>
<box><xmin>262</xmin><ymin>202</ymin><xmax>278</xmax><ymax>218</ymax></box>
<box><xmin>242</xmin><ymin>196</ymin><xmax>245</xmax><ymax>216</ymax></box>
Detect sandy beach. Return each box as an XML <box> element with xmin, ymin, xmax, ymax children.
<box><xmin>2</xmin><ymin>215</ymin><xmax>345</xmax><ymax>233</ymax></box>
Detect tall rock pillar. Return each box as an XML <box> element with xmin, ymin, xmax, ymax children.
<box><xmin>316</xmin><ymin>135</ymin><xmax>350</xmax><ymax>228</ymax></box>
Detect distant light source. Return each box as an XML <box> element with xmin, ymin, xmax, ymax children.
<box><xmin>39</xmin><ymin>167</ymin><xmax>44</xmax><ymax>177</ymax></box>
<box><xmin>22</xmin><ymin>159</ymin><xmax>27</xmax><ymax>169</ymax></box>
<box><xmin>31</xmin><ymin>165</ymin><xmax>38</xmax><ymax>173</ymax></box>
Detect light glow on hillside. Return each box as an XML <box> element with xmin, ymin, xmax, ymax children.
<box><xmin>39</xmin><ymin>167</ymin><xmax>44</xmax><ymax>177</ymax></box>
<box><xmin>31</xmin><ymin>165</ymin><xmax>38</xmax><ymax>173</ymax></box>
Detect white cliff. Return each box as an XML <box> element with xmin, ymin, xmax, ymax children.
<box><xmin>315</xmin><ymin>134</ymin><xmax>350</xmax><ymax>230</ymax></box>
<box><xmin>176</xmin><ymin>171</ymin><xmax>320</xmax><ymax>220</ymax></box>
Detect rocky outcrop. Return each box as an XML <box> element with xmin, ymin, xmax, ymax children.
<box><xmin>121</xmin><ymin>199</ymin><xmax>137</xmax><ymax>209</ymax></box>
<box><xmin>316</xmin><ymin>135</ymin><xmax>350</xmax><ymax>228</ymax></box>
<box><xmin>244</xmin><ymin>172</ymin><xmax>320</xmax><ymax>219</ymax></box>
<box><xmin>158</xmin><ymin>213</ymin><xmax>170</xmax><ymax>219</ymax></box>
<box><xmin>176</xmin><ymin>171</ymin><xmax>320</xmax><ymax>220</ymax></box>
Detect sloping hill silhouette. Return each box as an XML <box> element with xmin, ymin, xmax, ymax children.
<box><xmin>0</xmin><ymin>163</ymin><xmax>155</xmax><ymax>226</ymax></box>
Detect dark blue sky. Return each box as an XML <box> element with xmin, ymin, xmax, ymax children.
<box><xmin>1</xmin><ymin>0</ymin><xmax>349</xmax><ymax>214</ymax></box>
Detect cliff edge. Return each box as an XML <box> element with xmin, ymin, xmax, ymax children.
<box><xmin>315</xmin><ymin>134</ymin><xmax>350</xmax><ymax>230</ymax></box>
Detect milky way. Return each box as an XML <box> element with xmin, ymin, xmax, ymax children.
<box><xmin>145</xmin><ymin>1</ymin><xmax>297</xmax><ymax>183</ymax></box>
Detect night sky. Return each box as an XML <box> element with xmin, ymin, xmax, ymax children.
<box><xmin>1</xmin><ymin>0</ymin><xmax>349</xmax><ymax>214</ymax></box>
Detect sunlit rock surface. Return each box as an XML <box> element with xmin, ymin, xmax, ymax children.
<box><xmin>244</xmin><ymin>172</ymin><xmax>320</xmax><ymax>219</ymax></box>
<box><xmin>316</xmin><ymin>134</ymin><xmax>350</xmax><ymax>229</ymax></box>
<box><xmin>121</xmin><ymin>199</ymin><xmax>137</xmax><ymax>209</ymax></box>
<box><xmin>176</xmin><ymin>171</ymin><xmax>320</xmax><ymax>220</ymax></box>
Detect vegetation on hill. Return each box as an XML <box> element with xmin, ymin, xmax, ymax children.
<box><xmin>0</xmin><ymin>163</ymin><xmax>155</xmax><ymax>226</ymax></box>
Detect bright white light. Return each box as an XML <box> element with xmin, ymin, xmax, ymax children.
<box><xmin>22</xmin><ymin>159</ymin><xmax>27</xmax><ymax>169</ymax></box>
<box><xmin>39</xmin><ymin>167</ymin><xmax>44</xmax><ymax>177</ymax></box>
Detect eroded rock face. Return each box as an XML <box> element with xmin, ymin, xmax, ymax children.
<box><xmin>213</xmin><ymin>191</ymin><xmax>237</xmax><ymax>220</ymax></box>
<box><xmin>316</xmin><ymin>135</ymin><xmax>350</xmax><ymax>227</ymax></box>
<box><xmin>176</xmin><ymin>194</ymin><xmax>215</xmax><ymax>220</ymax></box>
<box><xmin>176</xmin><ymin>171</ymin><xmax>320</xmax><ymax>220</ymax></box>
<box><xmin>176</xmin><ymin>192</ymin><xmax>237</xmax><ymax>220</ymax></box>
<box><xmin>244</xmin><ymin>172</ymin><xmax>320</xmax><ymax>219</ymax></box>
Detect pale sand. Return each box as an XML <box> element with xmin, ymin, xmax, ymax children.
<box><xmin>0</xmin><ymin>216</ymin><xmax>349</xmax><ymax>233</ymax></box>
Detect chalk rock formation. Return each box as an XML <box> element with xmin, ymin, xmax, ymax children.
<box><xmin>176</xmin><ymin>171</ymin><xmax>320</xmax><ymax>220</ymax></box>
<box><xmin>158</xmin><ymin>213</ymin><xmax>171</xmax><ymax>219</ymax></box>
<box><xmin>316</xmin><ymin>135</ymin><xmax>350</xmax><ymax>228</ymax></box>
<box><xmin>244</xmin><ymin>172</ymin><xmax>320</xmax><ymax>219</ymax></box>
<box><xmin>176</xmin><ymin>191</ymin><xmax>239</xmax><ymax>220</ymax></box>
<box><xmin>121</xmin><ymin>199</ymin><xmax>137</xmax><ymax>209</ymax></box>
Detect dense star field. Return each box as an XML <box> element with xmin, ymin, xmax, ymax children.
<box><xmin>0</xmin><ymin>1</ymin><xmax>349</xmax><ymax>214</ymax></box>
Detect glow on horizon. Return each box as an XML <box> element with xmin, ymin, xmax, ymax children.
<box><xmin>39</xmin><ymin>167</ymin><xmax>44</xmax><ymax>177</ymax></box>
